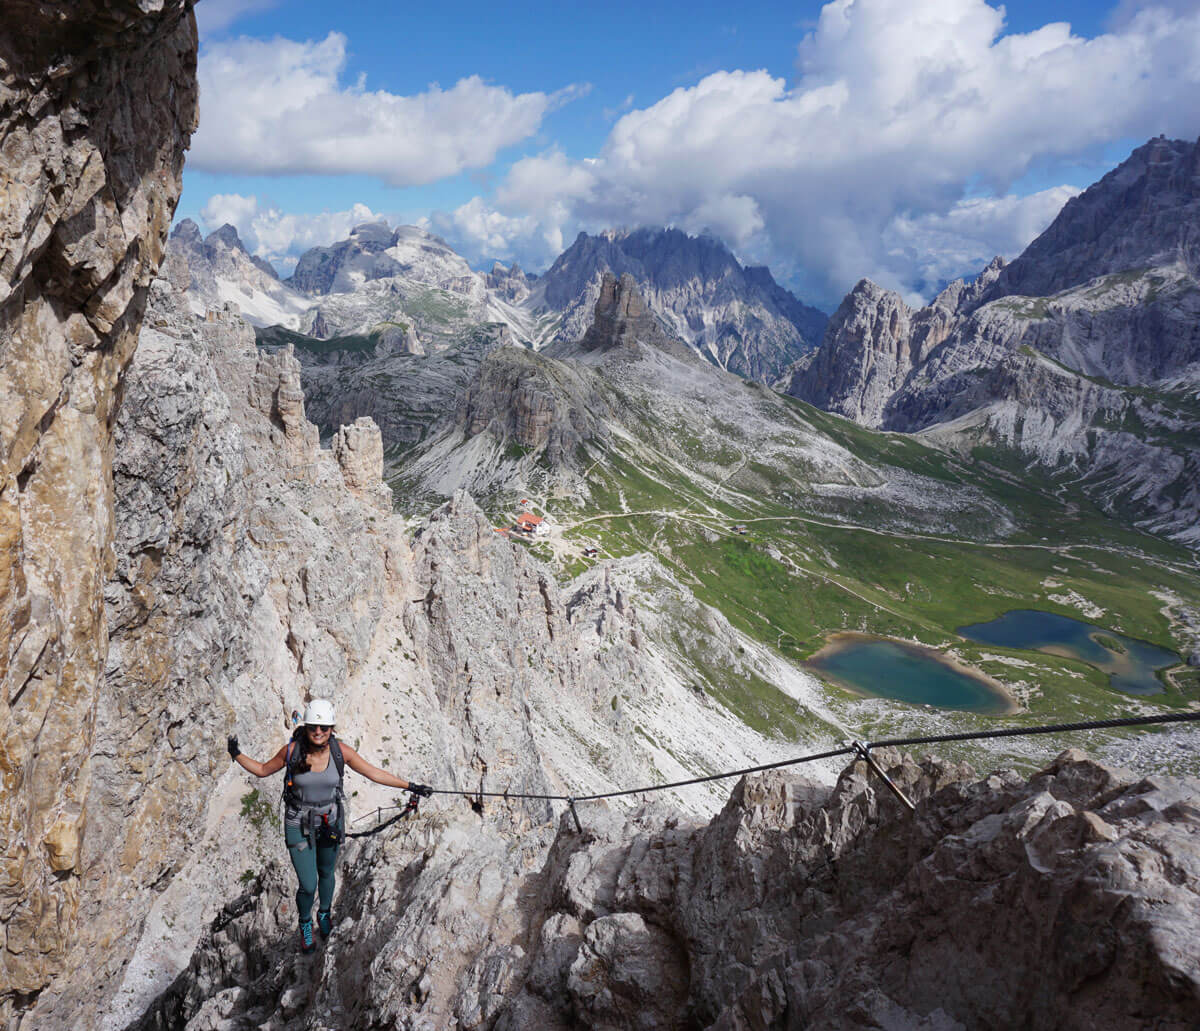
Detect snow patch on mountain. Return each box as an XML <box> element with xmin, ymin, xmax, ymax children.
<box><xmin>165</xmin><ymin>219</ymin><xmax>310</xmax><ymax>329</ymax></box>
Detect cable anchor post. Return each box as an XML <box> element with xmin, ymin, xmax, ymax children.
<box><xmin>852</xmin><ymin>741</ymin><xmax>915</xmax><ymax>813</ymax></box>
<box><xmin>567</xmin><ymin>796</ymin><xmax>583</xmax><ymax>834</ymax></box>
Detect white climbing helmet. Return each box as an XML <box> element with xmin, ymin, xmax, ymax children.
<box><xmin>302</xmin><ymin>699</ymin><xmax>336</xmax><ymax>726</ymax></box>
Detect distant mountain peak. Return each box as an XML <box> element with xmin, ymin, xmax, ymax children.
<box><xmin>534</xmin><ymin>226</ymin><xmax>827</xmax><ymax>381</ymax></box>
<box><xmin>978</xmin><ymin>134</ymin><xmax>1200</xmax><ymax>305</ymax></box>
<box><xmin>170</xmin><ymin>218</ymin><xmax>203</xmax><ymax>246</ymax></box>
<box><xmin>348</xmin><ymin>220</ymin><xmax>394</xmax><ymax>249</ymax></box>
<box><xmin>206</xmin><ymin>223</ymin><xmax>247</xmax><ymax>252</ymax></box>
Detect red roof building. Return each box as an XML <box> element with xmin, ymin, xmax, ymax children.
<box><xmin>516</xmin><ymin>512</ymin><xmax>544</xmax><ymax>533</ymax></box>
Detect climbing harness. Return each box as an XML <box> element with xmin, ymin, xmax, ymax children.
<box><xmin>284</xmin><ymin>736</ymin><xmax>347</xmax><ymax>851</ymax></box>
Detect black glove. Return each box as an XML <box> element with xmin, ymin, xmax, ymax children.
<box><xmin>408</xmin><ymin>783</ymin><xmax>433</xmax><ymax>797</ymax></box>
<box><xmin>227</xmin><ymin>736</ymin><xmax>241</xmax><ymax>761</ymax></box>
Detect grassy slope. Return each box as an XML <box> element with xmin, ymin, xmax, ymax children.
<box><xmin>544</xmin><ymin>382</ymin><xmax>1200</xmax><ymax>764</ymax></box>
<box><xmin>385</xmin><ymin>341</ymin><xmax>1200</xmax><ymax>771</ymax></box>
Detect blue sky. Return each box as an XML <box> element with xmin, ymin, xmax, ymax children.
<box><xmin>182</xmin><ymin>0</ymin><xmax>1200</xmax><ymax>306</ymax></box>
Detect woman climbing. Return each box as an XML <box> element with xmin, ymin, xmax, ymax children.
<box><xmin>226</xmin><ymin>699</ymin><xmax>432</xmax><ymax>953</ymax></box>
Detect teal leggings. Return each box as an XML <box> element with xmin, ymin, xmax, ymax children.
<box><xmin>285</xmin><ymin>824</ymin><xmax>339</xmax><ymax>922</ymax></box>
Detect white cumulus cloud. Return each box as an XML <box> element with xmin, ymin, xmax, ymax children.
<box><xmin>882</xmin><ymin>186</ymin><xmax>1083</xmax><ymax>296</ymax></box>
<box><xmin>431</xmin><ymin>0</ymin><xmax>1200</xmax><ymax>305</ymax></box>
<box><xmin>199</xmin><ymin>195</ymin><xmax>390</xmax><ymax>274</ymax></box>
<box><xmin>191</xmin><ymin>33</ymin><xmax>570</xmax><ymax>186</ymax></box>
<box><xmin>195</xmin><ymin>0</ymin><xmax>281</xmax><ymax>39</ymax></box>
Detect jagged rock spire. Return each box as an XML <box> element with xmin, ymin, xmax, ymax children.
<box><xmin>579</xmin><ymin>272</ymin><xmax>693</xmax><ymax>361</ymax></box>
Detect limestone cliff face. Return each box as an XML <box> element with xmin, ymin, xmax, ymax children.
<box><xmin>0</xmin><ymin>2</ymin><xmax>198</xmax><ymax>1012</ymax></box>
<box><xmin>788</xmin><ymin>279</ymin><xmax>956</xmax><ymax>425</ymax></box>
<box><xmin>978</xmin><ymin>136</ymin><xmax>1200</xmax><ymax>303</ymax></box>
<box><xmin>14</xmin><ymin>279</ymin><xmax>399</xmax><ymax>1030</ymax></box>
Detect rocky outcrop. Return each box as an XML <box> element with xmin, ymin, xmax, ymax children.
<box><xmin>486</xmin><ymin>260</ymin><xmax>534</xmax><ymax>304</ymax></box>
<box><xmin>333</xmin><ymin>416</ymin><xmax>392</xmax><ymax>509</ymax></box>
<box><xmin>129</xmin><ymin>748</ymin><xmax>1200</xmax><ymax>1029</ymax></box>
<box><xmin>575</xmin><ymin>272</ymin><xmax>696</xmax><ymax>362</ymax></box>
<box><xmin>374</xmin><ymin>320</ymin><xmax>425</xmax><ymax>356</ymax></box>
<box><xmin>164</xmin><ymin>220</ymin><xmax>310</xmax><ymax>329</ymax></box>
<box><xmin>0</xmin><ymin>2</ymin><xmax>198</xmax><ymax>1014</ymax></box>
<box><xmin>499</xmin><ymin>748</ymin><xmax>1200</xmax><ymax>1030</ymax></box>
<box><xmin>456</xmin><ymin>347</ymin><xmax>610</xmax><ymax>468</ymax></box>
<box><xmin>978</xmin><ymin>136</ymin><xmax>1200</xmax><ymax>304</ymax></box>
<box><xmin>398</xmin><ymin>492</ymin><xmax>656</xmax><ymax>812</ymax></box>
<box><xmin>536</xmin><ymin>228</ymin><xmax>827</xmax><ymax>382</ymax></box>
<box><xmin>788</xmin><ymin>279</ymin><xmax>955</xmax><ymax>424</ymax></box>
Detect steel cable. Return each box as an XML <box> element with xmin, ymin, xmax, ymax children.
<box><xmin>351</xmin><ymin>710</ymin><xmax>1200</xmax><ymax>821</ymax></box>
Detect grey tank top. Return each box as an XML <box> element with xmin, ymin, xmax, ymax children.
<box><xmin>285</xmin><ymin>752</ymin><xmax>341</xmax><ymax>826</ymax></box>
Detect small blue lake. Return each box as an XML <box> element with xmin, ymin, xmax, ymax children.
<box><xmin>957</xmin><ymin>609</ymin><xmax>1178</xmax><ymax>696</ymax></box>
<box><xmin>807</xmin><ymin>636</ymin><xmax>1014</xmax><ymax>714</ymax></box>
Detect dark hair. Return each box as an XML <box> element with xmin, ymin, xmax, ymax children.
<box><xmin>289</xmin><ymin>724</ymin><xmax>336</xmax><ymax>774</ymax></box>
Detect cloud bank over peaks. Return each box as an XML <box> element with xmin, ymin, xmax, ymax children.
<box><xmin>432</xmin><ymin>0</ymin><xmax>1200</xmax><ymax>305</ymax></box>
<box><xmin>191</xmin><ymin>32</ymin><xmax>576</xmax><ymax>186</ymax></box>
<box><xmin>881</xmin><ymin>187</ymin><xmax>1083</xmax><ymax>301</ymax></box>
<box><xmin>199</xmin><ymin>195</ymin><xmax>390</xmax><ymax>275</ymax></box>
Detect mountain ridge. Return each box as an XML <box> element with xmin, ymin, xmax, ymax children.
<box><xmin>531</xmin><ymin>226</ymin><xmax>828</xmax><ymax>382</ymax></box>
<box><xmin>167</xmin><ymin>219</ymin><xmax>828</xmax><ymax>384</ymax></box>
<box><xmin>787</xmin><ymin>136</ymin><xmax>1200</xmax><ymax>548</ymax></box>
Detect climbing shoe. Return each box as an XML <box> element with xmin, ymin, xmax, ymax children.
<box><xmin>299</xmin><ymin>919</ymin><xmax>315</xmax><ymax>954</ymax></box>
<box><xmin>317</xmin><ymin>910</ymin><xmax>333</xmax><ymax>938</ymax></box>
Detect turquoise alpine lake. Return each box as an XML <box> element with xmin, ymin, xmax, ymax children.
<box><xmin>957</xmin><ymin>609</ymin><xmax>1178</xmax><ymax>696</ymax></box>
<box><xmin>807</xmin><ymin>635</ymin><xmax>1014</xmax><ymax>714</ymax></box>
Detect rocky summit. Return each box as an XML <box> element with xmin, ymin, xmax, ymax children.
<box><xmin>3</xmin><ymin>8</ymin><xmax>1199</xmax><ymax>1031</ymax></box>
<box><xmin>977</xmin><ymin>136</ymin><xmax>1200</xmax><ymax>303</ymax></box>
<box><xmin>166</xmin><ymin>220</ymin><xmax>311</xmax><ymax>329</ymax></box>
